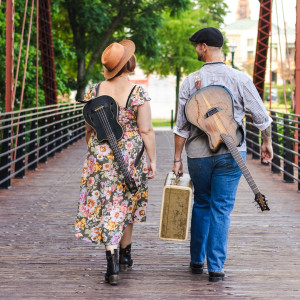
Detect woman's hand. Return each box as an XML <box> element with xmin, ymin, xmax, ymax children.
<box><xmin>148</xmin><ymin>161</ymin><xmax>156</xmax><ymax>179</ymax></box>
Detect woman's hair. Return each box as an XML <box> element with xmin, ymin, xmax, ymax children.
<box><xmin>114</xmin><ymin>55</ymin><xmax>136</xmax><ymax>78</ymax></box>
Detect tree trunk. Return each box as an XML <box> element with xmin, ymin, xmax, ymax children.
<box><xmin>87</xmin><ymin>13</ymin><xmax>124</xmax><ymax>72</ymax></box>
<box><xmin>175</xmin><ymin>67</ymin><xmax>181</xmax><ymax>121</ymax></box>
<box><xmin>75</xmin><ymin>12</ymin><xmax>125</xmax><ymax>101</ymax></box>
<box><xmin>75</xmin><ymin>55</ymin><xmax>86</xmax><ymax>101</ymax></box>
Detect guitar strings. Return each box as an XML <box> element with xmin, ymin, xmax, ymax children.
<box><xmin>208</xmin><ymin>91</ymin><xmax>267</xmax><ymax>209</ymax></box>
<box><xmin>95</xmin><ymin>105</ymin><xmax>132</xmax><ymax>184</ymax></box>
<box><xmin>97</xmin><ymin>108</ymin><xmax>127</xmax><ymax>174</ymax></box>
<box><xmin>202</xmin><ymin>91</ymin><xmax>260</xmax><ymax>194</ymax></box>
<box><xmin>221</xmin><ymin>134</ymin><xmax>259</xmax><ymax>194</ymax></box>
<box><xmin>97</xmin><ymin>107</ymin><xmax>136</xmax><ymax>190</ymax></box>
<box><xmin>207</xmin><ymin>91</ymin><xmax>260</xmax><ymax>193</ymax></box>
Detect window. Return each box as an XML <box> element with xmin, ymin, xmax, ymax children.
<box><xmin>247</xmin><ymin>51</ymin><xmax>254</xmax><ymax>59</ymax></box>
<box><xmin>247</xmin><ymin>39</ymin><xmax>254</xmax><ymax>47</ymax></box>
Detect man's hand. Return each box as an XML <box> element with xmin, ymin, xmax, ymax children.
<box><xmin>261</xmin><ymin>141</ymin><xmax>273</xmax><ymax>163</ymax></box>
<box><xmin>172</xmin><ymin>161</ymin><xmax>183</xmax><ymax>176</ymax></box>
<box><xmin>173</xmin><ymin>134</ymin><xmax>186</xmax><ymax>176</ymax></box>
<box><xmin>261</xmin><ymin>125</ymin><xmax>273</xmax><ymax>163</ymax></box>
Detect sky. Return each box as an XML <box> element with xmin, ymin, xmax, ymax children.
<box><xmin>223</xmin><ymin>0</ymin><xmax>297</xmax><ymax>29</ymax></box>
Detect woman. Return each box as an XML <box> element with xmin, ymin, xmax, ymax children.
<box><xmin>75</xmin><ymin>40</ymin><xmax>156</xmax><ymax>285</ymax></box>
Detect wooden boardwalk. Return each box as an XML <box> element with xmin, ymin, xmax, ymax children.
<box><xmin>0</xmin><ymin>130</ymin><xmax>300</xmax><ymax>299</ymax></box>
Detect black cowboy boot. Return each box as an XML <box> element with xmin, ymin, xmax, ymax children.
<box><xmin>119</xmin><ymin>243</ymin><xmax>133</xmax><ymax>271</ymax></box>
<box><xmin>105</xmin><ymin>249</ymin><xmax>119</xmax><ymax>285</ymax></box>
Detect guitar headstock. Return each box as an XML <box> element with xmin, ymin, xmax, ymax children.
<box><xmin>254</xmin><ymin>193</ymin><xmax>270</xmax><ymax>211</ymax></box>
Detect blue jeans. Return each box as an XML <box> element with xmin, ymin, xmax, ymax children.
<box><xmin>187</xmin><ymin>152</ymin><xmax>246</xmax><ymax>272</ymax></box>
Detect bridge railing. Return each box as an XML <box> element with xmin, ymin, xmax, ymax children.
<box><xmin>245</xmin><ymin>110</ymin><xmax>300</xmax><ymax>192</ymax></box>
<box><xmin>0</xmin><ymin>102</ymin><xmax>85</xmax><ymax>189</ymax></box>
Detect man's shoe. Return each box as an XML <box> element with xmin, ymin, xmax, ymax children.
<box><xmin>190</xmin><ymin>262</ymin><xmax>204</xmax><ymax>274</ymax></box>
<box><xmin>208</xmin><ymin>271</ymin><xmax>225</xmax><ymax>282</ymax></box>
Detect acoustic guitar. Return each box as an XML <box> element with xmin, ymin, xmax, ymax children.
<box><xmin>185</xmin><ymin>85</ymin><xmax>269</xmax><ymax>211</ymax></box>
<box><xmin>78</xmin><ymin>95</ymin><xmax>138</xmax><ymax>194</ymax></box>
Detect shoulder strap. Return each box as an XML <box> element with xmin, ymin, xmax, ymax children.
<box><xmin>194</xmin><ymin>70</ymin><xmax>201</xmax><ymax>90</ymax></box>
<box><xmin>95</xmin><ymin>82</ymin><xmax>102</xmax><ymax>97</ymax></box>
<box><xmin>134</xmin><ymin>144</ymin><xmax>145</xmax><ymax>167</ymax></box>
<box><xmin>76</xmin><ymin>82</ymin><xmax>102</xmax><ymax>103</ymax></box>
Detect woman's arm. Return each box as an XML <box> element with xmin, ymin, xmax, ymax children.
<box><xmin>137</xmin><ymin>101</ymin><xmax>156</xmax><ymax>179</ymax></box>
<box><xmin>85</xmin><ymin>122</ymin><xmax>94</xmax><ymax>144</ymax></box>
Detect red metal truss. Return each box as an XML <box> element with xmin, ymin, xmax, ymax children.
<box><xmin>5</xmin><ymin>0</ymin><xmax>14</xmax><ymax>112</ymax></box>
<box><xmin>295</xmin><ymin>0</ymin><xmax>300</xmax><ymax>115</ymax></box>
<box><xmin>253</xmin><ymin>0</ymin><xmax>273</xmax><ymax>100</ymax></box>
<box><xmin>39</xmin><ymin>0</ymin><xmax>57</xmax><ymax>105</ymax></box>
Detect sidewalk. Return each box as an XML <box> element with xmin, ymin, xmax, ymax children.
<box><xmin>0</xmin><ymin>130</ymin><xmax>299</xmax><ymax>299</ymax></box>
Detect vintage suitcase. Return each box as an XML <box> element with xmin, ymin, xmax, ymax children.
<box><xmin>159</xmin><ymin>172</ymin><xmax>193</xmax><ymax>241</ymax></box>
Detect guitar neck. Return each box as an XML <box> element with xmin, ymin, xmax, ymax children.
<box><xmin>106</xmin><ymin>133</ymin><xmax>132</xmax><ymax>180</ymax></box>
<box><xmin>97</xmin><ymin>110</ymin><xmax>132</xmax><ymax>182</ymax></box>
<box><xmin>220</xmin><ymin>134</ymin><xmax>260</xmax><ymax>195</ymax></box>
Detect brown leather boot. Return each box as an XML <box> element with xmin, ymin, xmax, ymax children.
<box><xmin>105</xmin><ymin>249</ymin><xmax>119</xmax><ymax>285</ymax></box>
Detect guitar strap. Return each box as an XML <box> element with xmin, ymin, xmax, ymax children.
<box><xmin>193</xmin><ymin>70</ymin><xmax>201</xmax><ymax>90</ymax></box>
<box><xmin>95</xmin><ymin>82</ymin><xmax>145</xmax><ymax>168</ymax></box>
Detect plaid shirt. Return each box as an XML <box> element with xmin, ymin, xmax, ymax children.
<box><xmin>174</xmin><ymin>62</ymin><xmax>272</xmax><ymax>158</ymax></box>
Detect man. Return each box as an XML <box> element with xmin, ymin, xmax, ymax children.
<box><xmin>172</xmin><ymin>27</ymin><xmax>273</xmax><ymax>282</ymax></box>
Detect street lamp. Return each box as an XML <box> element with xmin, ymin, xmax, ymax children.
<box><xmin>229</xmin><ymin>44</ymin><xmax>237</xmax><ymax>68</ymax></box>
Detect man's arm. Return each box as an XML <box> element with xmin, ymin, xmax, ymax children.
<box><xmin>172</xmin><ymin>134</ymin><xmax>186</xmax><ymax>176</ymax></box>
<box><xmin>241</xmin><ymin>78</ymin><xmax>273</xmax><ymax>163</ymax></box>
<box><xmin>172</xmin><ymin>77</ymin><xmax>192</xmax><ymax>175</ymax></box>
<box><xmin>261</xmin><ymin>125</ymin><xmax>273</xmax><ymax>163</ymax></box>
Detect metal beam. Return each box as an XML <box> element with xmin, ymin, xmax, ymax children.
<box><xmin>39</xmin><ymin>0</ymin><xmax>57</xmax><ymax>105</ymax></box>
<box><xmin>253</xmin><ymin>0</ymin><xmax>272</xmax><ymax>100</ymax></box>
<box><xmin>5</xmin><ymin>0</ymin><xmax>14</xmax><ymax>112</ymax></box>
<box><xmin>295</xmin><ymin>0</ymin><xmax>300</xmax><ymax>114</ymax></box>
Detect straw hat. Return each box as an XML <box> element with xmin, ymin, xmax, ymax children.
<box><xmin>101</xmin><ymin>40</ymin><xmax>135</xmax><ymax>79</ymax></box>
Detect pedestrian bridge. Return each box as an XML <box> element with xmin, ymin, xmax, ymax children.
<box><xmin>0</xmin><ymin>130</ymin><xmax>299</xmax><ymax>299</ymax></box>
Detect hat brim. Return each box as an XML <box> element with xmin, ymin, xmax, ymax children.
<box><xmin>103</xmin><ymin>40</ymin><xmax>136</xmax><ymax>80</ymax></box>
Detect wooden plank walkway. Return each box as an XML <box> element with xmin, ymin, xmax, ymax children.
<box><xmin>0</xmin><ymin>130</ymin><xmax>300</xmax><ymax>299</ymax></box>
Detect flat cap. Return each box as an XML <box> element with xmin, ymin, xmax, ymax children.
<box><xmin>189</xmin><ymin>27</ymin><xmax>223</xmax><ymax>47</ymax></box>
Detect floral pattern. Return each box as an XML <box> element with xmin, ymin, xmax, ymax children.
<box><xmin>75</xmin><ymin>84</ymin><xmax>150</xmax><ymax>245</ymax></box>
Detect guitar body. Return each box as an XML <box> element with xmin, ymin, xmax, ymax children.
<box><xmin>81</xmin><ymin>95</ymin><xmax>138</xmax><ymax>194</ymax></box>
<box><xmin>185</xmin><ymin>85</ymin><xmax>244</xmax><ymax>152</ymax></box>
<box><xmin>185</xmin><ymin>85</ymin><xmax>269</xmax><ymax>211</ymax></box>
<box><xmin>83</xmin><ymin>95</ymin><xmax>123</xmax><ymax>143</ymax></box>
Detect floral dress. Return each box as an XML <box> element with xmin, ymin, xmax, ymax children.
<box><xmin>75</xmin><ymin>84</ymin><xmax>150</xmax><ymax>245</ymax></box>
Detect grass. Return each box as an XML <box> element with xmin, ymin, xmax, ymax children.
<box><xmin>152</xmin><ymin>119</ymin><xmax>175</xmax><ymax>127</ymax></box>
<box><xmin>264</xmin><ymin>102</ymin><xmax>293</xmax><ymax>113</ymax></box>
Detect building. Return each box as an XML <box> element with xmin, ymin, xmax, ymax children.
<box><xmin>223</xmin><ymin>18</ymin><xmax>295</xmax><ymax>85</ymax></box>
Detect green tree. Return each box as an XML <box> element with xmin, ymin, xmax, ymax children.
<box><xmin>56</xmin><ymin>0</ymin><xmax>190</xmax><ymax>101</ymax></box>
<box><xmin>0</xmin><ymin>1</ymin><xmax>72</xmax><ymax>112</ymax></box>
<box><xmin>139</xmin><ymin>0</ymin><xmax>228</xmax><ymax>115</ymax></box>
